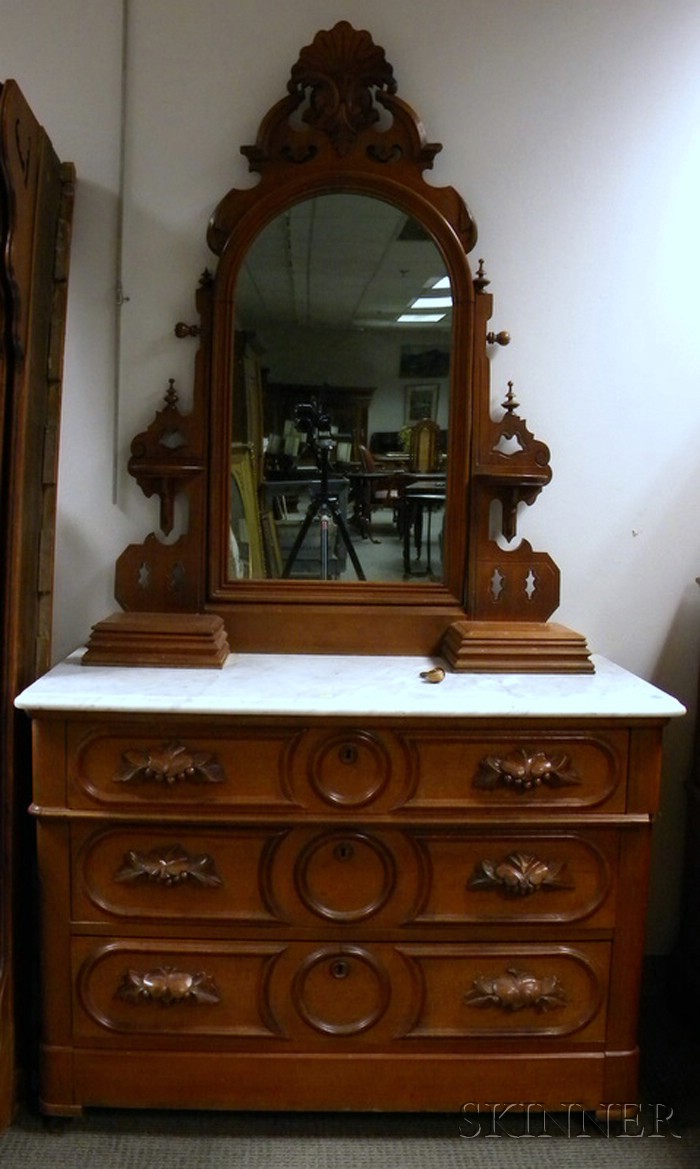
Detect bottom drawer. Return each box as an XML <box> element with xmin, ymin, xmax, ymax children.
<box><xmin>72</xmin><ymin>937</ymin><xmax>609</xmax><ymax>1048</ymax></box>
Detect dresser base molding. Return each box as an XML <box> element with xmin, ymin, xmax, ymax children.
<box><xmin>39</xmin><ymin>1045</ymin><xmax>638</xmax><ymax>1117</ymax></box>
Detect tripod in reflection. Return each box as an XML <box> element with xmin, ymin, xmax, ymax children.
<box><xmin>282</xmin><ymin>410</ymin><xmax>365</xmax><ymax>581</ymax></box>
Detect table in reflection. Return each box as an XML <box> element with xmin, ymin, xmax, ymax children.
<box><xmin>401</xmin><ymin>477</ymin><xmax>446</xmax><ymax>578</ymax></box>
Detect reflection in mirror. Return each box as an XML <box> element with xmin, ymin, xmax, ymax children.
<box><xmin>230</xmin><ymin>193</ymin><xmax>452</xmax><ymax>583</ymax></box>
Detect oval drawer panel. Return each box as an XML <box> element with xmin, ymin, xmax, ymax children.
<box><xmin>401</xmin><ymin>730</ymin><xmax>627</xmax><ymax>813</ymax></box>
<box><xmin>73</xmin><ymin>938</ymin><xmax>288</xmax><ymax>1042</ymax></box>
<box><xmin>397</xmin><ymin>942</ymin><xmax>609</xmax><ymax>1041</ymax></box>
<box><xmin>66</xmin><ymin>723</ymin><xmax>302</xmax><ymax>811</ymax></box>
<box><xmin>410</xmin><ymin>828</ymin><xmax>616</xmax><ymax>928</ymax></box>
<box><xmin>72</xmin><ymin>824</ymin><xmax>289</xmax><ymax>926</ymax></box>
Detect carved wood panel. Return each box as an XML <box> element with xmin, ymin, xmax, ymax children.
<box><xmin>0</xmin><ymin>78</ymin><xmax>74</xmax><ymax>1128</ymax></box>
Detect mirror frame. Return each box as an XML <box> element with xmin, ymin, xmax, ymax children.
<box><xmin>115</xmin><ymin>22</ymin><xmax>569</xmax><ymax>664</ymax></box>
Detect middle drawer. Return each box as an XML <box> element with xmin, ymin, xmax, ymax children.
<box><xmin>71</xmin><ymin>823</ymin><xmax>618</xmax><ymax>932</ymax></box>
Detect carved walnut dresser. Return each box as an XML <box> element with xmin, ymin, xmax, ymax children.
<box><xmin>17</xmin><ymin>652</ymin><xmax>682</xmax><ymax>1115</ymax></box>
<box><xmin>15</xmin><ymin>23</ymin><xmax>685</xmax><ymax>1118</ymax></box>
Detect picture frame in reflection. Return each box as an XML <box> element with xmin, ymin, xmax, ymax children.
<box><xmin>405</xmin><ymin>383</ymin><xmax>440</xmax><ymax>422</ymax></box>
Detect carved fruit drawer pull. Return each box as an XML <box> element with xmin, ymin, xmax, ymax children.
<box><xmin>468</xmin><ymin>851</ymin><xmax>572</xmax><ymax>897</ymax></box>
<box><xmin>114</xmin><ymin>845</ymin><xmax>223</xmax><ymax>888</ymax></box>
<box><xmin>474</xmin><ymin>748</ymin><xmax>580</xmax><ymax>793</ymax></box>
<box><xmin>465</xmin><ymin>966</ymin><xmax>567</xmax><ymax>1013</ymax></box>
<box><xmin>117</xmin><ymin>966</ymin><xmax>220</xmax><ymax>1006</ymax></box>
<box><xmin>114</xmin><ymin>741</ymin><xmax>224</xmax><ymax>787</ymax></box>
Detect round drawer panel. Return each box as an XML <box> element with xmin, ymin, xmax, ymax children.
<box><xmin>292</xmin><ymin>946</ymin><xmax>391</xmax><ymax>1036</ymax></box>
<box><xmin>295</xmin><ymin>830</ymin><xmax>396</xmax><ymax>922</ymax></box>
<box><xmin>309</xmin><ymin>730</ymin><xmax>391</xmax><ymax>807</ymax></box>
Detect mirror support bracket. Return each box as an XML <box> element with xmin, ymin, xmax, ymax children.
<box><xmin>126</xmin><ymin>379</ymin><xmax>204</xmax><ymax>538</ymax></box>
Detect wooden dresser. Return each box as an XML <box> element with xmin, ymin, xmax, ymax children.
<box><xmin>16</xmin><ymin>651</ymin><xmax>683</xmax><ymax>1117</ymax></box>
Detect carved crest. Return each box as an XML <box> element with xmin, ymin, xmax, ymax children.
<box><xmin>289</xmin><ymin>21</ymin><xmax>397</xmax><ymax>155</ymax></box>
<box><xmin>234</xmin><ymin>19</ymin><xmax>446</xmax><ymax>203</ymax></box>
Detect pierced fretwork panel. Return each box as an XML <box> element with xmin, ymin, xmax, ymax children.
<box><xmin>476</xmin><ymin>544</ymin><xmax>560</xmax><ymax>622</ymax></box>
<box><xmin>115</xmin><ymin>534</ymin><xmax>203</xmax><ymax>612</ymax></box>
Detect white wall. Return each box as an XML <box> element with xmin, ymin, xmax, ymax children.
<box><xmin>3</xmin><ymin>0</ymin><xmax>700</xmax><ymax>952</ymax></box>
<box><xmin>1</xmin><ymin>1</ymin><xmax>128</xmax><ymax>636</ymax></box>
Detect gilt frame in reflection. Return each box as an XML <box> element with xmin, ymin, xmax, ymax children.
<box><xmin>230</xmin><ymin>444</ymin><xmax>264</xmax><ymax>580</ymax></box>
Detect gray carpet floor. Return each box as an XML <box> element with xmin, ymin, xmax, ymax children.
<box><xmin>1</xmin><ymin>1103</ymin><xmax>698</xmax><ymax>1169</ymax></box>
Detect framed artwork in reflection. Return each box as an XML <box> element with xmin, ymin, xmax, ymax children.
<box><xmin>405</xmin><ymin>383</ymin><xmax>439</xmax><ymax>422</ymax></box>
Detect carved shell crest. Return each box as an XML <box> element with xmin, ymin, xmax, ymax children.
<box><xmin>288</xmin><ymin>21</ymin><xmax>397</xmax><ymax>154</ymax></box>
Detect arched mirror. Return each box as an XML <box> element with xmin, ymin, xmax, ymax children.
<box><xmin>113</xmin><ymin>22</ymin><xmax>579</xmax><ymax>669</ymax></box>
<box><xmin>231</xmin><ymin>191</ymin><xmax>452</xmax><ymax>584</ymax></box>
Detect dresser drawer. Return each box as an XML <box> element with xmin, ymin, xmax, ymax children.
<box><xmin>71</xmin><ymin>822</ymin><xmax>617</xmax><ymax>932</ymax></box>
<box><xmin>65</xmin><ymin>723</ymin><xmax>627</xmax><ymax>816</ymax></box>
<box><xmin>72</xmin><ymin>937</ymin><xmax>609</xmax><ymax>1047</ymax></box>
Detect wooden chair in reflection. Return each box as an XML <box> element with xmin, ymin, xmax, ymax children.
<box><xmin>409</xmin><ymin>418</ymin><xmax>441</xmax><ymax>473</ymax></box>
<box><xmin>351</xmin><ymin>445</ymin><xmax>402</xmax><ymax>542</ymax></box>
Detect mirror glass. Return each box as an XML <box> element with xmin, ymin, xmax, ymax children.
<box><xmin>229</xmin><ymin>192</ymin><xmax>452</xmax><ymax>584</ymax></box>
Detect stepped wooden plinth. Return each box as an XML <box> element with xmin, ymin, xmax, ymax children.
<box><xmin>82</xmin><ymin>612</ymin><xmax>230</xmax><ymax>668</ymax></box>
<box><xmin>441</xmin><ymin>620</ymin><xmax>594</xmax><ymax>673</ymax></box>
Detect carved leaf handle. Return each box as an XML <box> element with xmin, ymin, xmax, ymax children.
<box><xmin>114</xmin><ymin>741</ymin><xmax>224</xmax><ymax>787</ymax></box>
<box><xmin>468</xmin><ymin>851</ymin><xmax>572</xmax><ymax>897</ymax></box>
<box><xmin>474</xmin><ymin>748</ymin><xmax>580</xmax><ymax>793</ymax></box>
<box><xmin>465</xmin><ymin>966</ymin><xmax>567</xmax><ymax>1013</ymax></box>
<box><xmin>114</xmin><ymin>845</ymin><xmax>223</xmax><ymax>888</ymax></box>
<box><xmin>117</xmin><ymin>966</ymin><xmax>220</xmax><ymax>1006</ymax></box>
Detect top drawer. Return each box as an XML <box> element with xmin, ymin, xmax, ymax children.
<box><xmin>62</xmin><ymin>721</ymin><xmax>628</xmax><ymax>816</ymax></box>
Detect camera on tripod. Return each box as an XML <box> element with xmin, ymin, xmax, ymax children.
<box><xmin>294</xmin><ymin>401</ymin><xmax>332</xmax><ymax>443</ymax></box>
<box><xmin>282</xmin><ymin>399</ymin><xmax>366</xmax><ymax>582</ymax></box>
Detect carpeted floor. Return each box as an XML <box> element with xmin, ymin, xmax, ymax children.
<box><xmin>1</xmin><ymin>960</ymin><xmax>698</xmax><ymax>1168</ymax></box>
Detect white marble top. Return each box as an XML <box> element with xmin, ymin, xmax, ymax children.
<box><xmin>14</xmin><ymin>651</ymin><xmax>685</xmax><ymax>721</ymax></box>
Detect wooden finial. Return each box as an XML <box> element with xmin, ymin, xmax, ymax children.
<box><xmin>474</xmin><ymin>258</ymin><xmax>490</xmax><ymax>293</ymax></box>
<box><xmin>502</xmin><ymin>381</ymin><xmax>519</xmax><ymax>414</ymax></box>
